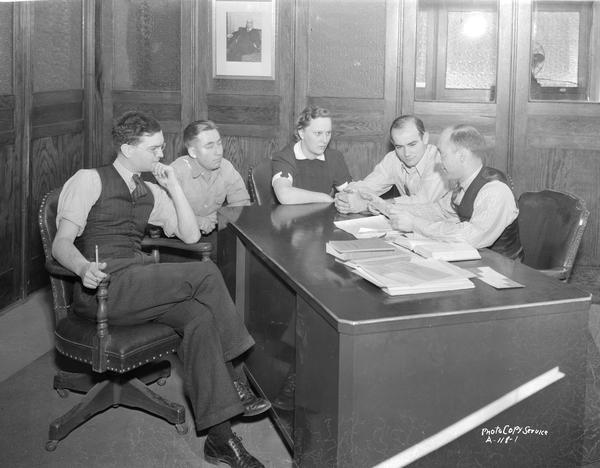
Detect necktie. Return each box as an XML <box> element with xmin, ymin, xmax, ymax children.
<box><xmin>131</xmin><ymin>174</ymin><xmax>148</xmax><ymax>200</ymax></box>
<box><xmin>450</xmin><ymin>183</ymin><xmax>463</xmax><ymax>212</ymax></box>
<box><xmin>404</xmin><ymin>170</ymin><xmax>419</xmax><ymax>196</ymax></box>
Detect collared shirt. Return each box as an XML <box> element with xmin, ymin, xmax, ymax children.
<box><xmin>353</xmin><ymin>144</ymin><xmax>447</xmax><ymax>204</ymax></box>
<box><xmin>56</xmin><ymin>159</ymin><xmax>179</xmax><ymax>237</ymax></box>
<box><xmin>405</xmin><ymin>164</ymin><xmax>519</xmax><ymax>248</ymax></box>
<box><xmin>170</xmin><ymin>155</ymin><xmax>250</xmax><ymax>219</ymax></box>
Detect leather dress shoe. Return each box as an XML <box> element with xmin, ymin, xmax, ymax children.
<box><xmin>204</xmin><ymin>432</ymin><xmax>264</xmax><ymax>468</ymax></box>
<box><xmin>272</xmin><ymin>372</ymin><xmax>295</xmax><ymax>412</ymax></box>
<box><xmin>233</xmin><ymin>379</ymin><xmax>271</xmax><ymax>417</ymax></box>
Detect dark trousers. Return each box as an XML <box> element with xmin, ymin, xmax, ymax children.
<box><xmin>74</xmin><ymin>258</ymin><xmax>253</xmax><ymax>431</ymax></box>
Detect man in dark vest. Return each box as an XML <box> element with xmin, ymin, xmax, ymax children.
<box><xmin>371</xmin><ymin>124</ymin><xmax>521</xmax><ymax>259</ymax></box>
<box><xmin>52</xmin><ymin>111</ymin><xmax>268</xmax><ymax>467</ymax></box>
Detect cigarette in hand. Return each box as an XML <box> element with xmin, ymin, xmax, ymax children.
<box><xmin>95</xmin><ymin>245</ymin><xmax>99</xmax><ymax>265</ymax></box>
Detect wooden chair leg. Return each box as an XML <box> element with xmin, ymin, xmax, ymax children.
<box><xmin>47</xmin><ymin>380</ymin><xmax>114</xmax><ymax>449</ymax></box>
<box><xmin>133</xmin><ymin>360</ymin><xmax>171</xmax><ymax>386</ymax></box>
<box><xmin>53</xmin><ymin>370</ymin><xmax>98</xmax><ymax>396</ymax></box>
<box><xmin>119</xmin><ymin>378</ymin><xmax>185</xmax><ymax>425</ymax></box>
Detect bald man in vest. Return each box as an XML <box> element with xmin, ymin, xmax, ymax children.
<box><xmin>52</xmin><ymin>111</ymin><xmax>268</xmax><ymax>467</ymax></box>
<box><xmin>370</xmin><ymin>124</ymin><xmax>522</xmax><ymax>258</ymax></box>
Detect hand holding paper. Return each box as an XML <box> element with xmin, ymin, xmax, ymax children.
<box><xmin>389</xmin><ymin>211</ymin><xmax>416</xmax><ymax>233</ymax></box>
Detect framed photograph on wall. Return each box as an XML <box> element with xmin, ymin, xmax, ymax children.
<box><xmin>213</xmin><ymin>0</ymin><xmax>276</xmax><ymax>80</ymax></box>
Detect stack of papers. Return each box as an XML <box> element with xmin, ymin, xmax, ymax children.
<box><xmin>392</xmin><ymin>234</ymin><xmax>481</xmax><ymax>262</ymax></box>
<box><xmin>333</xmin><ymin>215</ymin><xmax>394</xmax><ymax>238</ymax></box>
<box><xmin>349</xmin><ymin>255</ymin><xmax>474</xmax><ymax>296</ymax></box>
<box><xmin>326</xmin><ymin>239</ymin><xmax>398</xmax><ymax>261</ymax></box>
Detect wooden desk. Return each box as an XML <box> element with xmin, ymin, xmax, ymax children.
<box><xmin>220</xmin><ymin>203</ymin><xmax>591</xmax><ymax>467</ymax></box>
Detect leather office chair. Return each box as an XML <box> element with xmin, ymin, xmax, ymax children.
<box><xmin>248</xmin><ymin>158</ymin><xmax>276</xmax><ymax>205</ymax></box>
<box><xmin>517</xmin><ymin>189</ymin><xmax>589</xmax><ymax>282</ymax></box>
<box><xmin>39</xmin><ymin>188</ymin><xmax>212</xmax><ymax>451</ymax></box>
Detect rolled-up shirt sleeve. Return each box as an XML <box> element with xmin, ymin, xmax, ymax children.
<box><xmin>56</xmin><ymin>169</ymin><xmax>101</xmax><ymax>235</ymax></box>
<box><xmin>147</xmin><ymin>184</ymin><xmax>179</xmax><ymax>237</ymax></box>
<box><xmin>224</xmin><ymin>164</ymin><xmax>251</xmax><ymax>207</ymax></box>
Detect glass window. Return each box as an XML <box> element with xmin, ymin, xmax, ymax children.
<box><xmin>416</xmin><ymin>0</ymin><xmax>498</xmax><ymax>102</ymax></box>
<box><xmin>33</xmin><ymin>0</ymin><xmax>83</xmax><ymax>92</ymax></box>
<box><xmin>113</xmin><ymin>0</ymin><xmax>181</xmax><ymax>91</ymax></box>
<box><xmin>530</xmin><ymin>1</ymin><xmax>599</xmax><ymax>101</ymax></box>
<box><xmin>0</xmin><ymin>3</ymin><xmax>12</xmax><ymax>94</ymax></box>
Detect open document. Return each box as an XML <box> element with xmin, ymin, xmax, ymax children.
<box><xmin>349</xmin><ymin>255</ymin><xmax>474</xmax><ymax>296</ymax></box>
<box><xmin>392</xmin><ymin>234</ymin><xmax>481</xmax><ymax>262</ymax></box>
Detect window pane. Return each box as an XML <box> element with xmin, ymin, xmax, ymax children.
<box><xmin>33</xmin><ymin>0</ymin><xmax>82</xmax><ymax>92</ymax></box>
<box><xmin>416</xmin><ymin>1</ymin><xmax>498</xmax><ymax>102</ymax></box>
<box><xmin>113</xmin><ymin>0</ymin><xmax>181</xmax><ymax>91</ymax></box>
<box><xmin>530</xmin><ymin>1</ymin><xmax>599</xmax><ymax>101</ymax></box>
<box><xmin>416</xmin><ymin>10</ymin><xmax>429</xmax><ymax>89</ymax></box>
<box><xmin>533</xmin><ymin>11</ymin><xmax>579</xmax><ymax>87</ymax></box>
<box><xmin>446</xmin><ymin>11</ymin><xmax>497</xmax><ymax>89</ymax></box>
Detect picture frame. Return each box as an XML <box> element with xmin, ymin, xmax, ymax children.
<box><xmin>212</xmin><ymin>0</ymin><xmax>276</xmax><ymax>80</ymax></box>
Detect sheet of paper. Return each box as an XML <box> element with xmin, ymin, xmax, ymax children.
<box><xmin>334</xmin><ymin>215</ymin><xmax>393</xmax><ymax>238</ymax></box>
<box><xmin>467</xmin><ymin>266</ymin><xmax>524</xmax><ymax>289</ymax></box>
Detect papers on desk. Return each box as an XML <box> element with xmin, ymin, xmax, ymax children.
<box><xmin>334</xmin><ymin>215</ymin><xmax>394</xmax><ymax>238</ymax></box>
<box><xmin>392</xmin><ymin>234</ymin><xmax>481</xmax><ymax>262</ymax></box>
<box><xmin>349</xmin><ymin>255</ymin><xmax>474</xmax><ymax>296</ymax></box>
<box><xmin>326</xmin><ymin>239</ymin><xmax>400</xmax><ymax>261</ymax></box>
<box><xmin>467</xmin><ymin>266</ymin><xmax>525</xmax><ymax>289</ymax></box>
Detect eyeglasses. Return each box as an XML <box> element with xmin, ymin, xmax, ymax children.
<box><xmin>132</xmin><ymin>142</ymin><xmax>166</xmax><ymax>156</ymax></box>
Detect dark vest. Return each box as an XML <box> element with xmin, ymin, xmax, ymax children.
<box><xmin>455</xmin><ymin>167</ymin><xmax>522</xmax><ymax>259</ymax></box>
<box><xmin>74</xmin><ymin>165</ymin><xmax>154</xmax><ymax>272</ymax></box>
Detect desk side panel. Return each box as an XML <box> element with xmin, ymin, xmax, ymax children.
<box><xmin>348</xmin><ymin>309</ymin><xmax>587</xmax><ymax>467</ymax></box>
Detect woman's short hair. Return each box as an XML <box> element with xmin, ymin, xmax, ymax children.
<box><xmin>183</xmin><ymin>120</ymin><xmax>219</xmax><ymax>148</ymax></box>
<box><xmin>112</xmin><ymin>110</ymin><xmax>162</xmax><ymax>148</ymax></box>
<box><xmin>295</xmin><ymin>106</ymin><xmax>332</xmax><ymax>140</ymax></box>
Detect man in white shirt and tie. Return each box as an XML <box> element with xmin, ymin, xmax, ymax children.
<box><xmin>372</xmin><ymin>124</ymin><xmax>522</xmax><ymax>258</ymax></box>
<box><xmin>334</xmin><ymin>115</ymin><xmax>448</xmax><ymax>214</ymax></box>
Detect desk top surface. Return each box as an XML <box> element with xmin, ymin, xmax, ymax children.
<box><xmin>225</xmin><ymin>203</ymin><xmax>591</xmax><ymax>333</ymax></box>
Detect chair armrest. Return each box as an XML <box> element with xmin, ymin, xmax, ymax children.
<box><xmin>45</xmin><ymin>259</ymin><xmax>78</xmax><ymax>278</ymax></box>
<box><xmin>141</xmin><ymin>236</ymin><xmax>212</xmax><ymax>254</ymax></box>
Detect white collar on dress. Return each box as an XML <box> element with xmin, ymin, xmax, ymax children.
<box><xmin>293</xmin><ymin>141</ymin><xmax>325</xmax><ymax>161</ymax></box>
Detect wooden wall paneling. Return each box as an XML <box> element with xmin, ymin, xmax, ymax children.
<box><xmin>0</xmin><ymin>0</ymin><xmax>18</xmax><ymax>308</ymax></box>
<box><xmin>181</xmin><ymin>0</ymin><xmax>202</xmax><ymax>125</ymax></box>
<box><xmin>293</xmin><ymin>0</ymin><xmax>309</xmax><ymax>117</ymax></box>
<box><xmin>15</xmin><ymin>1</ymin><xmax>32</xmax><ymax>300</ymax></box>
<box><xmin>0</xmin><ymin>143</ymin><xmax>19</xmax><ymax>309</ymax></box>
<box><xmin>223</xmin><ymin>135</ymin><xmax>278</xmax><ymax>182</ymax></box>
<box><xmin>298</xmin><ymin>0</ymin><xmax>397</xmax><ymax>181</ymax></box>
<box><xmin>511</xmin><ymin>0</ymin><xmax>533</xmax><ymax>197</ymax></box>
<box><xmin>203</xmin><ymin>0</ymin><xmax>295</xmax><ymax>178</ymax></box>
<box><xmin>399</xmin><ymin>0</ymin><xmax>417</xmax><ymax>115</ymax></box>
<box><xmin>276</xmin><ymin>0</ymin><xmax>294</xmax><ymax>150</ymax></box>
<box><xmin>28</xmin><ymin>132</ymin><xmax>84</xmax><ymax>292</ymax></box>
<box><xmin>99</xmin><ymin>0</ymin><xmax>114</xmax><ymax>166</ymax></box>
<box><xmin>495</xmin><ymin>0</ymin><xmax>517</xmax><ymax>175</ymax></box>
<box><xmin>511</xmin><ymin>0</ymin><xmax>599</xmax><ymax>267</ymax></box>
<box><xmin>84</xmin><ymin>0</ymin><xmax>98</xmax><ymax>168</ymax></box>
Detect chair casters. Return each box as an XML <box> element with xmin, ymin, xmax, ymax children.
<box><xmin>175</xmin><ymin>423</ymin><xmax>188</xmax><ymax>435</ymax></box>
<box><xmin>45</xmin><ymin>440</ymin><xmax>58</xmax><ymax>452</ymax></box>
